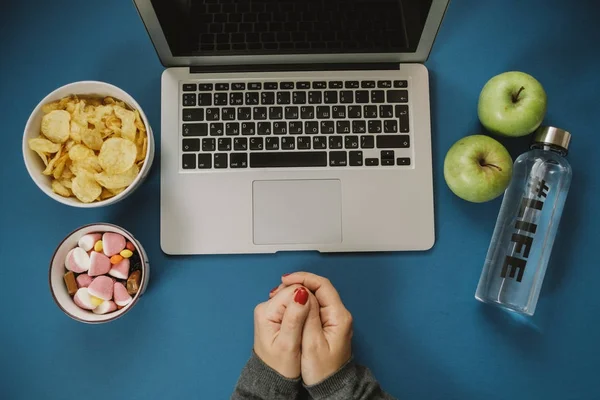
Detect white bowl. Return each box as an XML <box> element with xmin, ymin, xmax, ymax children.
<box><xmin>22</xmin><ymin>81</ymin><xmax>155</xmax><ymax>208</ymax></box>
<box><xmin>49</xmin><ymin>223</ymin><xmax>150</xmax><ymax>324</ymax></box>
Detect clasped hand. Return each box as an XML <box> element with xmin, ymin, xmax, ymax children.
<box><xmin>253</xmin><ymin>272</ymin><xmax>353</xmax><ymax>385</ymax></box>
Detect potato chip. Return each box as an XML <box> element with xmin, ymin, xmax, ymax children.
<box><xmin>134</xmin><ymin>110</ymin><xmax>146</xmax><ymax>132</ymax></box>
<box><xmin>98</xmin><ymin>137</ymin><xmax>137</xmax><ymax>174</ymax></box>
<box><xmin>100</xmin><ymin>188</ymin><xmax>116</xmax><ymax>200</ymax></box>
<box><xmin>41</xmin><ymin>110</ymin><xmax>71</xmax><ymax>143</ymax></box>
<box><xmin>68</xmin><ymin>144</ymin><xmax>94</xmax><ymax>162</ymax></box>
<box><xmin>34</xmin><ymin>150</ymin><xmax>49</xmax><ymax>167</ymax></box>
<box><xmin>94</xmin><ymin>164</ymin><xmax>139</xmax><ymax>189</ymax></box>
<box><xmin>114</xmin><ymin>106</ymin><xmax>136</xmax><ymax>142</ymax></box>
<box><xmin>52</xmin><ymin>153</ymin><xmax>69</xmax><ymax>180</ymax></box>
<box><xmin>42</xmin><ymin>147</ymin><xmax>64</xmax><ymax>176</ymax></box>
<box><xmin>59</xmin><ymin>178</ymin><xmax>73</xmax><ymax>189</ymax></box>
<box><xmin>60</xmin><ymin>165</ymin><xmax>73</xmax><ymax>181</ymax></box>
<box><xmin>105</xmin><ymin>114</ymin><xmax>121</xmax><ymax>131</ymax></box>
<box><xmin>109</xmin><ymin>187</ymin><xmax>125</xmax><ymax>195</ymax></box>
<box><xmin>103</xmin><ymin>97</ymin><xmax>116</xmax><ymax>105</ymax></box>
<box><xmin>58</xmin><ymin>96</ymin><xmax>74</xmax><ymax>110</ymax></box>
<box><xmin>75</xmin><ymin>155</ymin><xmax>102</xmax><ymax>173</ymax></box>
<box><xmin>42</xmin><ymin>101</ymin><xmax>61</xmax><ymax>114</ymax></box>
<box><xmin>71</xmin><ymin>173</ymin><xmax>102</xmax><ymax>203</ymax></box>
<box><xmin>52</xmin><ymin>180</ymin><xmax>72</xmax><ymax>197</ymax></box>
<box><xmin>81</xmin><ymin>128</ymin><xmax>104</xmax><ymax>151</ymax></box>
<box><xmin>87</xmin><ymin>98</ymin><xmax>103</xmax><ymax>107</ymax></box>
<box><xmin>28</xmin><ymin>137</ymin><xmax>61</xmax><ymax>153</ymax></box>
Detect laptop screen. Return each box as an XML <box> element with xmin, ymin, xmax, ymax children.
<box><xmin>150</xmin><ymin>0</ymin><xmax>434</xmax><ymax>57</ymax></box>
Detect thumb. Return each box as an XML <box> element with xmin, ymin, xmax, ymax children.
<box><xmin>278</xmin><ymin>287</ymin><xmax>310</xmax><ymax>348</ymax></box>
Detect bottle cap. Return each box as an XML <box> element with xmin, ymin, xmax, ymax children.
<box><xmin>533</xmin><ymin>126</ymin><xmax>571</xmax><ymax>151</ymax></box>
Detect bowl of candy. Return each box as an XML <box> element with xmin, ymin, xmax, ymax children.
<box><xmin>22</xmin><ymin>81</ymin><xmax>154</xmax><ymax>207</ymax></box>
<box><xmin>49</xmin><ymin>223</ymin><xmax>150</xmax><ymax>323</ymax></box>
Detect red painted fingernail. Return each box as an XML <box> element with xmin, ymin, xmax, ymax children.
<box><xmin>282</xmin><ymin>273</ymin><xmax>291</xmax><ymax>277</ymax></box>
<box><xmin>269</xmin><ymin>286</ymin><xmax>278</xmax><ymax>294</ymax></box>
<box><xmin>294</xmin><ymin>287</ymin><xmax>308</xmax><ymax>305</ymax></box>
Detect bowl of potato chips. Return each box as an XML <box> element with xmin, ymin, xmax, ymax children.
<box><xmin>22</xmin><ymin>81</ymin><xmax>154</xmax><ymax>207</ymax></box>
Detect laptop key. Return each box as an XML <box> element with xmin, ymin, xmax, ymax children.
<box><xmin>238</xmin><ymin>107</ymin><xmax>252</xmax><ymax>120</ymax></box>
<box><xmin>206</xmin><ymin>108</ymin><xmax>220</xmax><ymax>121</ymax></box>
<box><xmin>250</xmin><ymin>137</ymin><xmax>264</xmax><ymax>150</ymax></box>
<box><xmin>258</xmin><ymin>122</ymin><xmax>272</xmax><ymax>135</ymax></box>
<box><xmin>332</xmin><ymin>106</ymin><xmax>346</xmax><ymax>119</ymax></box>
<box><xmin>349</xmin><ymin>151</ymin><xmax>363</xmax><ymax>166</ymax></box>
<box><xmin>394</xmin><ymin>80</ymin><xmax>408</xmax><ymax>88</ymax></box>
<box><xmin>378</xmin><ymin>81</ymin><xmax>392</xmax><ymax>88</ymax></box>
<box><xmin>226</xmin><ymin>122</ymin><xmax>240</xmax><ymax>136</ymax></box>
<box><xmin>242</xmin><ymin>122</ymin><xmax>256</xmax><ymax>136</ymax></box>
<box><xmin>297</xmin><ymin>137</ymin><xmax>311</xmax><ymax>149</ymax></box>
<box><xmin>397</xmin><ymin>157</ymin><xmax>411</xmax><ymax>166</ymax></box>
<box><xmin>387</xmin><ymin>90</ymin><xmax>409</xmax><ymax>103</ymax></box>
<box><xmin>368</xmin><ymin>120</ymin><xmax>382</xmax><ymax>133</ymax></box>
<box><xmin>324</xmin><ymin>91</ymin><xmax>338</xmax><ymax>104</ymax></box>
<box><xmin>248</xmin><ymin>82</ymin><xmax>261</xmax><ymax>90</ymax></box>
<box><xmin>381</xmin><ymin>150</ymin><xmax>394</xmax><ymax>159</ymax></box>
<box><xmin>182</xmin><ymin>138</ymin><xmax>200</xmax><ymax>152</ymax></box>
<box><xmin>364</xmin><ymin>106</ymin><xmax>377</xmax><ymax>118</ymax></box>
<box><xmin>214</xmin><ymin>93</ymin><xmax>227</xmax><ymax>106</ymax></box>
<box><xmin>292</xmin><ymin>92</ymin><xmax>307</xmax><ymax>105</ymax></box>
<box><xmin>269</xmin><ymin>107</ymin><xmax>283</xmax><ymax>120</ymax></box>
<box><xmin>317</xmin><ymin>106</ymin><xmax>330</xmax><ymax>119</ymax></box>
<box><xmin>384</xmin><ymin>120</ymin><xmax>398</xmax><ymax>133</ymax></box>
<box><xmin>246</xmin><ymin>92</ymin><xmax>259</xmax><ymax>105</ymax></box>
<box><xmin>183</xmin><ymin>84</ymin><xmax>197</xmax><ymax>92</ymax></box>
<box><xmin>233</xmin><ymin>137</ymin><xmax>248</xmax><ymax>151</ymax></box>
<box><xmin>336</xmin><ymin>121</ymin><xmax>350</xmax><ymax>134</ymax></box>
<box><xmin>273</xmin><ymin>121</ymin><xmax>287</xmax><ymax>135</ymax></box>
<box><xmin>277</xmin><ymin>92</ymin><xmax>291</xmax><ymax>104</ymax></box>
<box><xmin>308</xmin><ymin>91</ymin><xmax>322</xmax><ymax>104</ymax></box>
<box><xmin>305</xmin><ymin>121</ymin><xmax>319</xmax><ymax>135</ymax></box>
<box><xmin>376</xmin><ymin>135</ymin><xmax>410</xmax><ymax>149</ymax></box>
<box><xmin>215</xmin><ymin>83</ymin><xmax>229</xmax><ymax>91</ymax></box>
<box><xmin>366</xmin><ymin>158</ymin><xmax>379</xmax><ymax>166</ymax></box>
<box><xmin>371</xmin><ymin>91</ymin><xmax>385</xmax><ymax>103</ymax></box>
<box><xmin>296</xmin><ymin>82</ymin><xmax>310</xmax><ymax>89</ymax></box>
<box><xmin>345</xmin><ymin>81</ymin><xmax>359</xmax><ymax>89</ymax></box>
<box><xmin>329</xmin><ymin>151</ymin><xmax>347</xmax><ymax>166</ymax></box>
<box><xmin>348</xmin><ymin>106</ymin><xmax>361</xmax><ymax>119</ymax></box>
<box><xmin>313</xmin><ymin>81</ymin><xmax>327</xmax><ymax>89</ymax></box>
<box><xmin>329</xmin><ymin>81</ymin><xmax>343</xmax><ymax>89</ymax></box>
<box><xmin>379</xmin><ymin>105</ymin><xmax>393</xmax><ymax>118</ymax></box>
<box><xmin>264</xmin><ymin>82</ymin><xmax>278</xmax><ymax>90</ymax></box>
<box><xmin>329</xmin><ymin>136</ymin><xmax>342</xmax><ymax>149</ymax></box>
<box><xmin>202</xmin><ymin>138</ymin><xmax>216</xmax><ymax>152</ymax></box>
<box><xmin>313</xmin><ymin>136</ymin><xmax>327</xmax><ymax>149</ymax></box>
<box><xmin>198</xmin><ymin>154</ymin><xmax>211</xmax><ymax>169</ymax></box>
<box><xmin>218</xmin><ymin>138</ymin><xmax>232</xmax><ymax>151</ymax></box>
<box><xmin>250</xmin><ymin>151</ymin><xmax>327</xmax><ymax>168</ymax></box>
<box><xmin>230</xmin><ymin>153</ymin><xmax>248</xmax><ymax>168</ymax></box>
<box><xmin>261</xmin><ymin>92</ymin><xmax>275</xmax><ymax>105</ymax></box>
<box><xmin>210</xmin><ymin>123</ymin><xmax>224</xmax><ymax>136</ymax></box>
<box><xmin>355</xmin><ymin>91</ymin><xmax>369</xmax><ymax>104</ymax></box>
<box><xmin>281</xmin><ymin>137</ymin><xmax>295</xmax><ymax>150</ymax></box>
<box><xmin>397</xmin><ymin>105</ymin><xmax>410</xmax><ymax>133</ymax></box>
<box><xmin>340</xmin><ymin>91</ymin><xmax>353</xmax><ymax>104</ymax></box>
<box><xmin>289</xmin><ymin>121</ymin><xmax>302</xmax><ymax>134</ymax></box>
<box><xmin>198</xmin><ymin>83</ymin><xmax>213</xmax><ymax>91</ymax></box>
<box><xmin>320</xmin><ymin>121</ymin><xmax>335</xmax><ymax>134</ymax></box>
<box><xmin>352</xmin><ymin>121</ymin><xmax>366</xmax><ymax>134</ymax></box>
<box><xmin>183</xmin><ymin>93</ymin><xmax>196</xmax><ymax>107</ymax></box>
<box><xmin>230</xmin><ymin>92</ymin><xmax>244</xmax><ymax>105</ymax></box>
<box><xmin>232</xmin><ymin>83</ymin><xmax>246</xmax><ymax>90</ymax></box>
<box><xmin>285</xmin><ymin>106</ymin><xmax>299</xmax><ymax>119</ymax></box>
<box><xmin>183</xmin><ymin>123</ymin><xmax>208</xmax><ymax>136</ymax></box>
<box><xmin>361</xmin><ymin>135</ymin><xmax>375</xmax><ymax>149</ymax></box>
<box><xmin>266</xmin><ymin>137</ymin><xmax>280</xmax><ymax>150</ymax></box>
<box><xmin>183</xmin><ymin>109</ymin><xmax>204</xmax><ymax>122</ymax></box>
<box><xmin>182</xmin><ymin>154</ymin><xmax>196</xmax><ymax>169</ymax></box>
<box><xmin>301</xmin><ymin>106</ymin><xmax>315</xmax><ymax>119</ymax></box>
<box><xmin>253</xmin><ymin>107</ymin><xmax>268</xmax><ymax>120</ymax></box>
<box><xmin>222</xmin><ymin>108</ymin><xmax>236</xmax><ymax>121</ymax></box>
<box><xmin>382</xmin><ymin>158</ymin><xmax>395</xmax><ymax>166</ymax></box>
<box><xmin>214</xmin><ymin>153</ymin><xmax>228</xmax><ymax>168</ymax></box>
<box><xmin>361</xmin><ymin>81</ymin><xmax>375</xmax><ymax>88</ymax></box>
<box><xmin>345</xmin><ymin>136</ymin><xmax>359</xmax><ymax>149</ymax></box>
<box><xmin>281</xmin><ymin>82</ymin><xmax>294</xmax><ymax>90</ymax></box>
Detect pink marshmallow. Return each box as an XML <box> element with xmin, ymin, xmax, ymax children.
<box><xmin>78</xmin><ymin>233</ymin><xmax>101</xmax><ymax>252</ymax></box>
<box><xmin>76</xmin><ymin>274</ymin><xmax>93</xmax><ymax>288</ymax></box>
<box><xmin>113</xmin><ymin>282</ymin><xmax>132</xmax><ymax>307</ymax></box>
<box><xmin>109</xmin><ymin>259</ymin><xmax>130</xmax><ymax>280</ymax></box>
<box><xmin>65</xmin><ymin>248</ymin><xmax>90</xmax><ymax>273</ymax></box>
<box><xmin>102</xmin><ymin>232</ymin><xmax>126</xmax><ymax>257</ymax></box>
<box><xmin>87</xmin><ymin>276</ymin><xmax>114</xmax><ymax>301</ymax></box>
<box><xmin>73</xmin><ymin>288</ymin><xmax>95</xmax><ymax>310</ymax></box>
<box><xmin>93</xmin><ymin>300</ymin><xmax>117</xmax><ymax>315</ymax></box>
<box><xmin>88</xmin><ymin>251</ymin><xmax>111</xmax><ymax>276</ymax></box>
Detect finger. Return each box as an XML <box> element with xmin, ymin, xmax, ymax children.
<box><xmin>268</xmin><ymin>283</ymin><xmax>285</xmax><ymax>299</ymax></box>
<box><xmin>264</xmin><ymin>284</ymin><xmax>303</xmax><ymax>323</ymax></box>
<box><xmin>278</xmin><ymin>287</ymin><xmax>311</xmax><ymax>347</ymax></box>
<box><xmin>282</xmin><ymin>272</ymin><xmax>344</xmax><ymax>309</ymax></box>
<box><xmin>302</xmin><ymin>290</ymin><xmax>324</xmax><ymax>344</ymax></box>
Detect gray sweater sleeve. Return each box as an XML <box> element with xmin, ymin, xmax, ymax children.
<box><xmin>304</xmin><ymin>358</ymin><xmax>396</xmax><ymax>400</ymax></box>
<box><xmin>231</xmin><ymin>352</ymin><xmax>304</xmax><ymax>400</ymax></box>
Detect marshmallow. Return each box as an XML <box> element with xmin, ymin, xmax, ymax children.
<box><xmin>109</xmin><ymin>258</ymin><xmax>130</xmax><ymax>280</ymax></box>
<box><xmin>73</xmin><ymin>288</ymin><xmax>96</xmax><ymax>310</ymax></box>
<box><xmin>88</xmin><ymin>251</ymin><xmax>111</xmax><ymax>276</ymax></box>
<box><xmin>88</xmin><ymin>276</ymin><xmax>114</xmax><ymax>301</ymax></box>
<box><xmin>102</xmin><ymin>232</ymin><xmax>126</xmax><ymax>257</ymax></box>
<box><xmin>78</xmin><ymin>233</ymin><xmax>102</xmax><ymax>252</ymax></box>
<box><xmin>76</xmin><ymin>274</ymin><xmax>93</xmax><ymax>288</ymax></box>
<box><xmin>113</xmin><ymin>282</ymin><xmax>132</xmax><ymax>307</ymax></box>
<box><xmin>65</xmin><ymin>248</ymin><xmax>90</xmax><ymax>273</ymax></box>
<box><xmin>93</xmin><ymin>300</ymin><xmax>117</xmax><ymax>315</ymax></box>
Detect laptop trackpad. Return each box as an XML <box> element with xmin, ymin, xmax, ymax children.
<box><xmin>253</xmin><ymin>180</ymin><xmax>342</xmax><ymax>245</ymax></box>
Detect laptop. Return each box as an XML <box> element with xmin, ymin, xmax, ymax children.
<box><xmin>133</xmin><ymin>0</ymin><xmax>449</xmax><ymax>255</ymax></box>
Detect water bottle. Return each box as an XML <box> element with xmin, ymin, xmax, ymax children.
<box><xmin>475</xmin><ymin>126</ymin><xmax>572</xmax><ymax>316</ymax></box>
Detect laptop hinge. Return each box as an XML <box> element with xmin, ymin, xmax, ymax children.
<box><xmin>190</xmin><ymin>63</ymin><xmax>399</xmax><ymax>74</ymax></box>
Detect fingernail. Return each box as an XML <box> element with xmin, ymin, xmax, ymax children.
<box><xmin>282</xmin><ymin>273</ymin><xmax>291</xmax><ymax>277</ymax></box>
<box><xmin>294</xmin><ymin>287</ymin><xmax>308</xmax><ymax>305</ymax></box>
<box><xmin>269</xmin><ymin>286</ymin><xmax>278</xmax><ymax>294</ymax></box>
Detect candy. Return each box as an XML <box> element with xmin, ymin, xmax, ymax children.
<box><xmin>93</xmin><ymin>300</ymin><xmax>117</xmax><ymax>315</ymax></box>
<box><xmin>113</xmin><ymin>282</ymin><xmax>132</xmax><ymax>307</ymax></box>
<box><xmin>76</xmin><ymin>274</ymin><xmax>93</xmax><ymax>288</ymax></box>
<box><xmin>88</xmin><ymin>251</ymin><xmax>111</xmax><ymax>276</ymax></box>
<box><xmin>87</xmin><ymin>276</ymin><xmax>114</xmax><ymax>301</ymax></box>
<box><xmin>94</xmin><ymin>240</ymin><xmax>103</xmax><ymax>252</ymax></box>
<box><xmin>109</xmin><ymin>258</ymin><xmax>130</xmax><ymax>280</ymax></box>
<box><xmin>74</xmin><ymin>288</ymin><xmax>96</xmax><ymax>310</ymax></box>
<box><xmin>65</xmin><ymin>247</ymin><xmax>90</xmax><ymax>273</ymax></box>
<box><xmin>110</xmin><ymin>254</ymin><xmax>123</xmax><ymax>265</ymax></box>
<box><xmin>126</xmin><ymin>270</ymin><xmax>141</xmax><ymax>295</ymax></box>
<box><xmin>102</xmin><ymin>232</ymin><xmax>126</xmax><ymax>256</ymax></box>
<box><xmin>63</xmin><ymin>271</ymin><xmax>78</xmax><ymax>296</ymax></box>
<box><xmin>125</xmin><ymin>242</ymin><xmax>135</xmax><ymax>251</ymax></box>
<box><xmin>120</xmin><ymin>249</ymin><xmax>133</xmax><ymax>258</ymax></box>
<box><xmin>78</xmin><ymin>233</ymin><xmax>101</xmax><ymax>252</ymax></box>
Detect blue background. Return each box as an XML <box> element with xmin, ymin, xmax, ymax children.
<box><xmin>1</xmin><ymin>1</ymin><xmax>599</xmax><ymax>399</ymax></box>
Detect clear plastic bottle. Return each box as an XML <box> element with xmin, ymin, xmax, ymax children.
<box><xmin>475</xmin><ymin>127</ymin><xmax>572</xmax><ymax>316</ymax></box>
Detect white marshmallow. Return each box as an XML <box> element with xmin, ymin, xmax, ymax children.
<box><xmin>73</xmin><ymin>288</ymin><xmax>95</xmax><ymax>310</ymax></box>
<box><xmin>109</xmin><ymin>259</ymin><xmax>130</xmax><ymax>280</ymax></box>
<box><xmin>102</xmin><ymin>232</ymin><xmax>126</xmax><ymax>257</ymax></box>
<box><xmin>93</xmin><ymin>300</ymin><xmax>117</xmax><ymax>315</ymax></box>
<box><xmin>65</xmin><ymin>247</ymin><xmax>90</xmax><ymax>273</ymax></box>
<box><xmin>77</xmin><ymin>233</ymin><xmax>101</xmax><ymax>252</ymax></box>
<box><xmin>113</xmin><ymin>282</ymin><xmax>132</xmax><ymax>307</ymax></box>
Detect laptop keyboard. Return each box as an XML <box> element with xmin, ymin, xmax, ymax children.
<box><xmin>181</xmin><ymin>80</ymin><xmax>411</xmax><ymax>170</ymax></box>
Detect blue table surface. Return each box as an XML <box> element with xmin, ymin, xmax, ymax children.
<box><xmin>2</xmin><ymin>1</ymin><xmax>600</xmax><ymax>399</ymax></box>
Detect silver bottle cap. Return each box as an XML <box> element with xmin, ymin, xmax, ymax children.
<box><xmin>533</xmin><ymin>126</ymin><xmax>571</xmax><ymax>151</ymax></box>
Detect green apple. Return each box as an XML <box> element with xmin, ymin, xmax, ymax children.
<box><xmin>478</xmin><ymin>71</ymin><xmax>547</xmax><ymax>137</ymax></box>
<box><xmin>444</xmin><ymin>135</ymin><xmax>513</xmax><ymax>203</ymax></box>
